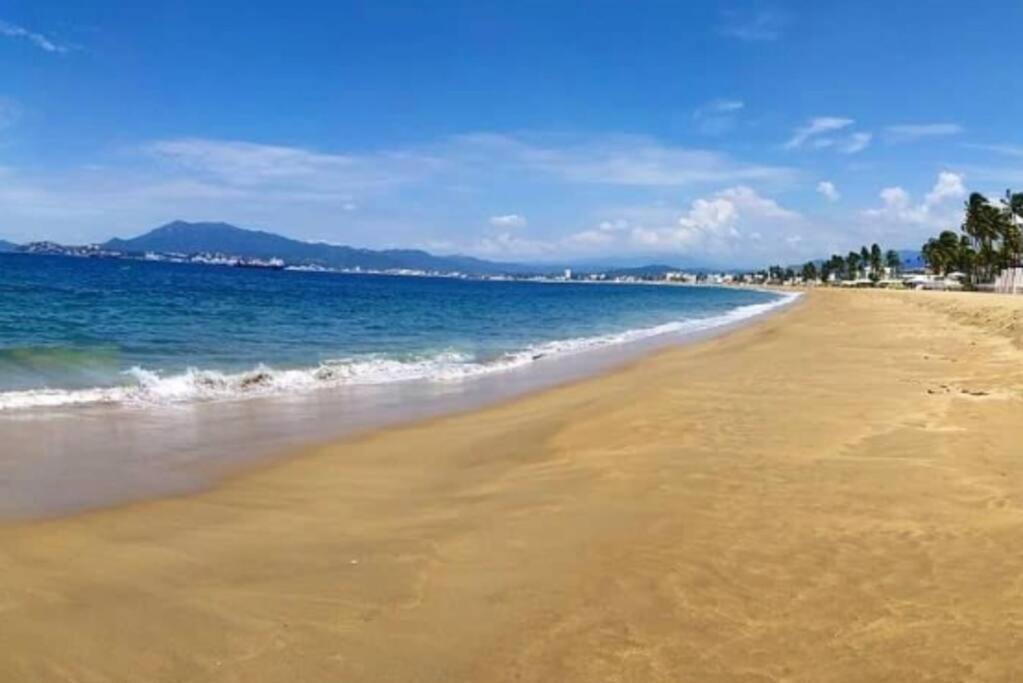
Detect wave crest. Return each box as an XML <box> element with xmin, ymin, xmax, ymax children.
<box><xmin>0</xmin><ymin>292</ymin><xmax>798</xmax><ymax>411</ymax></box>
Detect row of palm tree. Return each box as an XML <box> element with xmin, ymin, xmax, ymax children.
<box><xmin>922</xmin><ymin>190</ymin><xmax>1023</xmax><ymax>282</ymax></box>
<box><xmin>818</xmin><ymin>244</ymin><xmax>902</xmax><ymax>283</ymax></box>
<box><xmin>765</xmin><ymin>243</ymin><xmax>901</xmax><ymax>285</ymax></box>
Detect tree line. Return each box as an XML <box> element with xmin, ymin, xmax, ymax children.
<box><xmin>765</xmin><ymin>243</ymin><xmax>902</xmax><ymax>285</ymax></box>
<box><xmin>921</xmin><ymin>191</ymin><xmax>1023</xmax><ymax>283</ymax></box>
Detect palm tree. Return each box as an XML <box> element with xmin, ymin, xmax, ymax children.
<box><xmin>999</xmin><ymin>190</ymin><xmax>1023</xmax><ymax>268</ymax></box>
<box><xmin>957</xmin><ymin>235</ymin><xmax>977</xmax><ymax>281</ymax></box>
<box><xmin>922</xmin><ymin>240</ymin><xmax>935</xmax><ymax>273</ymax></box>
<box><xmin>1001</xmin><ymin>222</ymin><xmax>1022</xmax><ymax>268</ymax></box>
<box><xmin>801</xmin><ymin>261</ymin><xmax>818</xmax><ymax>283</ymax></box>
<box><xmin>846</xmin><ymin>251</ymin><xmax>862</xmax><ymax>280</ymax></box>
<box><xmin>942</xmin><ymin>230</ymin><xmax>962</xmax><ymax>276</ymax></box>
<box><xmin>963</xmin><ymin>192</ymin><xmax>1001</xmax><ymax>281</ymax></box>
<box><xmin>869</xmin><ymin>243</ymin><xmax>883</xmax><ymax>281</ymax></box>
<box><xmin>826</xmin><ymin>254</ymin><xmax>845</xmax><ymax>282</ymax></box>
<box><xmin>885</xmin><ymin>249</ymin><xmax>901</xmax><ymax>278</ymax></box>
<box><xmin>922</xmin><ymin>239</ymin><xmax>942</xmax><ymax>275</ymax></box>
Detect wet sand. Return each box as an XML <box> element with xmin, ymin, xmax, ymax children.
<box><xmin>3</xmin><ymin>289</ymin><xmax>1023</xmax><ymax>681</ymax></box>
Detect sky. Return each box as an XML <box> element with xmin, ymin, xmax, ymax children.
<box><xmin>2</xmin><ymin>1</ymin><xmax>1023</xmax><ymax>267</ymax></box>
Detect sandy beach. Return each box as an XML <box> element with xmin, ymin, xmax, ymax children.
<box><xmin>3</xmin><ymin>288</ymin><xmax>1023</xmax><ymax>682</ymax></box>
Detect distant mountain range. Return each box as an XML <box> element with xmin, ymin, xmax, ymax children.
<box><xmin>1</xmin><ymin>220</ymin><xmax>926</xmax><ymax>274</ymax></box>
<box><xmin>102</xmin><ymin>221</ymin><xmax>541</xmax><ymax>275</ymax></box>
<box><xmin>896</xmin><ymin>249</ymin><xmax>925</xmax><ymax>269</ymax></box>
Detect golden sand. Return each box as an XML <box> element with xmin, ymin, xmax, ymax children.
<box><xmin>3</xmin><ymin>289</ymin><xmax>1023</xmax><ymax>682</ymax></box>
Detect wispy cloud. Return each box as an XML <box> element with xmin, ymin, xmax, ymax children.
<box><xmin>454</xmin><ymin>133</ymin><xmax>794</xmax><ymax>186</ymax></box>
<box><xmin>145</xmin><ymin>134</ymin><xmax>794</xmax><ymax>199</ymax></box>
<box><xmin>838</xmin><ymin>132</ymin><xmax>872</xmax><ymax>154</ymax></box>
<box><xmin>884</xmin><ymin>123</ymin><xmax>963</xmax><ymax>143</ymax></box>
<box><xmin>697</xmin><ymin>99</ymin><xmax>745</xmax><ymax>115</ymax></box>
<box><xmin>785</xmin><ymin>117</ymin><xmax>871</xmax><ymax>154</ymax></box>
<box><xmin>0</xmin><ymin>20</ymin><xmax>68</xmax><ymax>53</ymax></box>
<box><xmin>963</xmin><ymin>143</ymin><xmax>1023</xmax><ymax>158</ymax></box>
<box><xmin>718</xmin><ymin>9</ymin><xmax>790</xmax><ymax>41</ymax></box>
<box><xmin>785</xmin><ymin>117</ymin><xmax>853</xmax><ymax>149</ymax></box>
<box><xmin>693</xmin><ymin>98</ymin><xmax>745</xmax><ymax>135</ymax></box>
<box><xmin>146</xmin><ymin>138</ymin><xmax>445</xmax><ymax>194</ymax></box>
<box><xmin>488</xmin><ymin>214</ymin><xmax>527</xmax><ymax>228</ymax></box>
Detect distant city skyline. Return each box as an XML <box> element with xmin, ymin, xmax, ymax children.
<box><xmin>2</xmin><ymin>1</ymin><xmax>1021</xmax><ymax>267</ymax></box>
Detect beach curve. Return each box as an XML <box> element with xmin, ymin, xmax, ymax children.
<box><xmin>2</xmin><ymin>289</ymin><xmax>1023</xmax><ymax>682</ymax></box>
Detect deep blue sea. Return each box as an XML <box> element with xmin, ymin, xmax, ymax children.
<box><xmin>0</xmin><ymin>254</ymin><xmax>791</xmax><ymax>410</ymax></box>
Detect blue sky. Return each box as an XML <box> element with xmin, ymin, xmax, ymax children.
<box><xmin>2</xmin><ymin>1</ymin><xmax>1023</xmax><ymax>266</ymax></box>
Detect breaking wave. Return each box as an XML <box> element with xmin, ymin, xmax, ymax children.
<box><xmin>0</xmin><ymin>291</ymin><xmax>799</xmax><ymax>411</ymax></box>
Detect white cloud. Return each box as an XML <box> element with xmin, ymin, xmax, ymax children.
<box><xmin>459</xmin><ymin>187</ymin><xmax>805</xmax><ymax>262</ymax></box>
<box><xmin>925</xmin><ymin>170</ymin><xmax>966</xmax><ymax>204</ymax></box>
<box><xmin>617</xmin><ymin>186</ymin><xmax>801</xmax><ymax>252</ymax></box>
<box><xmin>0</xmin><ymin>20</ymin><xmax>68</xmax><ymax>53</ymax></box>
<box><xmin>880</xmin><ymin>186</ymin><xmax>911</xmax><ymax>209</ymax></box>
<box><xmin>716</xmin><ymin>185</ymin><xmax>800</xmax><ymax>219</ymax></box>
<box><xmin>488</xmin><ymin>214</ymin><xmax>527</xmax><ymax>228</ymax></box>
<box><xmin>863</xmin><ymin>171</ymin><xmax>965</xmax><ymax>226</ymax></box>
<box><xmin>676</xmin><ymin>197</ymin><xmax>739</xmax><ymax>236</ymax></box>
<box><xmin>817</xmin><ymin>181</ymin><xmax>840</xmax><ymax>201</ymax></box>
<box><xmin>785</xmin><ymin>117</ymin><xmax>854</xmax><ymax>149</ymax></box>
<box><xmin>884</xmin><ymin>123</ymin><xmax>963</xmax><ymax>142</ymax></box>
<box><xmin>718</xmin><ymin>10</ymin><xmax>789</xmax><ymax>41</ymax></box>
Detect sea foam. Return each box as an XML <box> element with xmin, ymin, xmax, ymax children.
<box><xmin>0</xmin><ymin>291</ymin><xmax>799</xmax><ymax>412</ymax></box>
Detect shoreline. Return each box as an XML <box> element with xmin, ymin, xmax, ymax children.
<box><xmin>4</xmin><ymin>289</ymin><xmax>1023</xmax><ymax>681</ymax></box>
<box><xmin>0</xmin><ymin>289</ymin><xmax>799</xmax><ymax>520</ymax></box>
<box><xmin>0</xmin><ymin>281</ymin><xmax>791</xmax><ymax>414</ymax></box>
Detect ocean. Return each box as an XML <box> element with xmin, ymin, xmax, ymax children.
<box><xmin>0</xmin><ymin>253</ymin><xmax>792</xmax><ymax>412</ymax></box>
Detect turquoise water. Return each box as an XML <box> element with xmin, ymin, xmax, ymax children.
<box><xmin>0</xmin><ymin>253</ymin><xmax>789</xmax><ymax>410</ymax></box>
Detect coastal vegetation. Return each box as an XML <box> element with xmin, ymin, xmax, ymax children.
<box><xmin>764</xmin><ymin>242</ymin><xmax>904</xmax><ymax>286</ymax></box>
<box><xmin>762</xmin><ymin>189</ymin><xmax>1023</xmax><ymax>290</ymax></box>
<box><xmin>920</xmin><ymin>191</ymin><xmax>1023</xmax><ymax>283</ymax></box>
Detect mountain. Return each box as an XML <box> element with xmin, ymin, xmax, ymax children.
<box><xmin>897</xmin><ymin>249</ymin><xmax>925</xmax><ymax>269</ymax></box>
<box><xmin>0</xmin><ymin>240</ymin><xmax>17</xmax><ymax>252</ymax></box>
<box><xmin>103</xmin><ymin>221</ymin><xmax>539</xmax><ymax>275</ymax></box>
